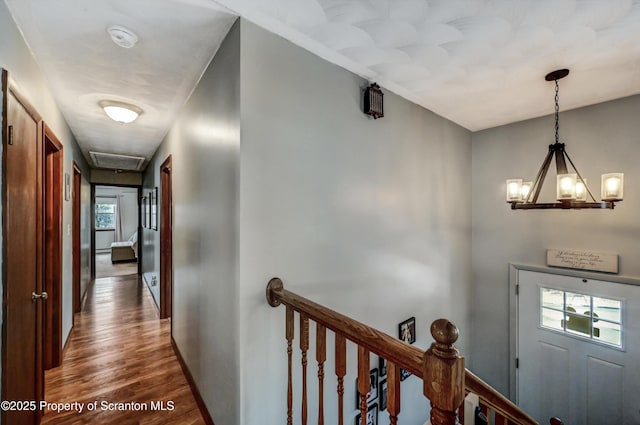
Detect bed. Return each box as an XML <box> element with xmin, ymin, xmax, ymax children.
<box><xmin>110</xmin><ymin>231</ymin><xmax>138</xmax><ymax>263</ymax></box>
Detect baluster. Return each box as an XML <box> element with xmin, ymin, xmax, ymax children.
<box><xmin>316</xmin><ymin>324</ymin><xmax>326</xmax><ymax>425</ymax></box>
<box><xmin>357</xmin><ymin>346</ymin><xmax>370</xmax><ymax>424</ymax></box>
<box><xmin>300</xmin><ymin>314</ymin><xmax>310</xmax><ymax>425</ymax></box>
<box><xmin>335</xmin><ymin>334</ymin><xmax>346</xmax><ymax>425</ymax></box>
<box><xmin>423</xmin><ymin>319</ymin><xmax>465</xmax><ymax>425</ymax></box>
<box><xmin>286</xmin><ymin>306</ymin><xmax>294</xmax><ymax>425</ymax></box>
<box><xmin>495</xmin><ymin>411</ymin><xmax>507</xmax><ymax>424</ymax></box>
<box><xmin>387</xmin><ymin>361</ymin><xmax>401</xmax><ymax>425</ymax></box>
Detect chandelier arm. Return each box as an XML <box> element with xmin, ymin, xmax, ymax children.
<box><xmin>554</xmin><ymin>146</ymin><xmax>568</xmax><ymax>174</ymax></box>
<box><xmin>563</xmin><ymin>150</ymin><xmax>598</xmax><ymax>202</ymax></box>
<box><xmin>529</xmin><ymin>148</ymin><xmax>555</xmax><ymax>203</ymax></box>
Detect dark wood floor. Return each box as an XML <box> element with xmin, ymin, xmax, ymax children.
<box><xmin>42</xmin><ymin>275</ymin><xmax>205</xmax><ymax>425</ymax></box>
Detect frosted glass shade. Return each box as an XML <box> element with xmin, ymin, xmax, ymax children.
<box><xmin>521</xmin><ymin>181</ymin><xmax>533</xmax><ymax>201</ymax></box>
<box><xmin>601</xmin><ymin>173</ymin><xmax>624</xmax><ymax>201</ymax></box>
<box><xmin>506</xmin><ymin>179</ymin><xmax>523</xmax><ymax>202</ymax></box>
<box><xmin>99</xmin><ymin>100</ymin><xmax>142</xmax><ymax>124</ymax></box>
<box><xmin>557</xmin><ymin>174</ymin><xmax>577</xmax><ymax>200</ymax></box>
<box><xmin>575</xmin><ymin>179</ymin><xmax>587</xmax><ymax>202</ymax></box>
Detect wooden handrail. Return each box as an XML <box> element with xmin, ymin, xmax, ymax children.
<box><xmin>466</xmin><ymin>370</ymin><xmax>538</xmax><ymax>424</ymax></box>
<box><xmin>267</xmin><ymin>278</ymin><xmax>540</xmax><ymax>425</ymax></box>
<box><xmin>267</xmin><ymin>277</ymin><xmax>425</xmax><ymax>376</ymax></box>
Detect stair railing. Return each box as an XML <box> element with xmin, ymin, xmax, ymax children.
<box><xmin>266</xmin><ymin>277</ymin><xmax>540</xmax><ymax>425</ymax></box>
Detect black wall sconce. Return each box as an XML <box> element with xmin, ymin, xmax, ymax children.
<box><xmin>364</xmin><ymin>82</ymin><xmax>384</xmax><ymax>119</ymax></box>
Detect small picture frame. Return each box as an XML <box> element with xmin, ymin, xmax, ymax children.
<box><xmin>398</xmin><ymin>317</ymin><xmax>416</xmax><ymax>344</ymax></box>
<box><xmin>400</xmin><ymin>368</ymin><xmax>412</xmax><ymax>382</ymax></box>
<box><xmin>142</xmin><ymin>196</ymin><xmax>147</xmax><ymax>228</ymax></box>
<box><xmin>378</xmin><ymin>357</ymin><xmax>387</xmax><ymax>377</ymax></box>
<box><xmin>355</xmin><ymin>368</ymin><xmax>379</xmax><ymax>408</ymax></box>
<box><xmin>379</xmin><ymin>380</ymin><xmax>387</xmax><ymax>411</ymax></box>
<box><xmin>150</xmin><ymin>187</ymin><xmax>158</xmax><ymax>231</ymax></box>
<box><xmin>355</xmin><ymin>403</ymin><xmax>378</xmax><ymax>425</ymax></box>
<box><xmin>64</xmin><ymin>173</ymin><xmax>71</xmax><ymax>201</ymax></box>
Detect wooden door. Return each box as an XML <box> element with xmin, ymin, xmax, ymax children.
<box><xmin>1</xmin><ymin>72</ymin><xmax>45</xmax><ymax>424</ymax></box>
<box><xmin>160</xmin><ymin>155</ymin><xmax>173</xmax><ymax>319</ymax></box>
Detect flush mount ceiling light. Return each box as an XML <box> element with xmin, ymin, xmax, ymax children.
<box><xmin>107</xmin><ymin>25</ymin><xmax>139</xmax><ymax>49</ymax></box>
<box><xmin>99</xmin><ymin>100</ymin><xmax>142</xmax><ymax>124</ymax></box>
<box><xmin>506</xmin><ymin>69</ymin><xmax>624</xmax><ymax>210</ymax></box>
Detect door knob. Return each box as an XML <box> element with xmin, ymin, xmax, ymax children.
<box><xmin>32</xmin><ymin>291</ymin><xmax>49</xmax><ymax>302</ymax></box>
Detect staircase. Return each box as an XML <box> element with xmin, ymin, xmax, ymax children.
<box><xmin>266</xmin><ymin>277</ymin><xmax>562</xmax><ymax>425</ymax></box>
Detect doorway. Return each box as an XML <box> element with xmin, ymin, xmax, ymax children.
<box><xmin>72</xmin><ymin>163</ymin><xmax>82</xmax><ymax>317</ymax></box>
<box><xmin>160</xmin><ymin>155</ymin><xmax>172</xmax><ymax>319</ymax></box>
<box><xmin>1</xmin><ymin>71</ymin><xmax>45</xmax><ymax>425</ymax></box>
<box><xmin>42</xmin><ymin>124</ymin><xmax>63</xmax><ymax>370</ymax></box>
<box><xmin>93</xmin><ymin>185</ymin><xmax>140</xmax><ymax>279</ymax></box>
<box><xmin>515</xmin><ymin>269</ymin><xmax>640</xmax><ymax>424</ymax></box>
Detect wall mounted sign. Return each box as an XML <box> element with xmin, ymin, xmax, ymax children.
<box><xmin>546</xmin><ymin>249</ymin><xmax>618</xmax><ymax>274</ymax></box>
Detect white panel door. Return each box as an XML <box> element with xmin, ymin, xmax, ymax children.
<box><xmin>517</xmin><ymin>270</ymin><xmax>640</xmax><ymax>425</ymax></box>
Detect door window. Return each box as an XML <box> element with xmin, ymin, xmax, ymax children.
<box><xmin>540</xmin><ymin>287</ymin><xmax>622</xmax><ymax>347</ymax></box>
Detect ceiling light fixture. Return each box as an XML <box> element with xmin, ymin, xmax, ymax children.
<box><xmin>99</xmin><ymin>100</ymin><xmax>142</xmax><ymax>124</ymax></box>
<box><xmin>506</xmin><ymin>69</ymin><xmax>624</xmax><ymax>210</ymax></box>
<box><xmin>107</xmin><ymin>25</ymin><xmax>139</xmax><ymax>49</ymax></box>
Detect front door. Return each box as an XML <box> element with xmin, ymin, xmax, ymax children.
<box><xmin>517</xmin><ymin>270</ymin><xmax>640</xmax><ymax>424</ymax></box>
<box><xmin>2</xmin><ymin>73</ymin><xmax>45</xmax><ymax>424</ymax></box>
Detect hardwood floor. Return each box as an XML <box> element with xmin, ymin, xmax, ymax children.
<box><xmin>42</xmin><ymin>275</ymin><xmax>205</xmax><ymax>425</ymax></box>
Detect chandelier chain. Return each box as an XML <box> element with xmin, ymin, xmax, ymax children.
<box><xmin>554</xmin><ymin>79</ymin><xmax>560</xmax><ymax>144</ymax></box>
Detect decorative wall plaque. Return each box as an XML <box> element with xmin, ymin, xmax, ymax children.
<box><xmin>546</xmin><ymin>249</ymin><xmax>618</xmax><ymax>274</ymax></box>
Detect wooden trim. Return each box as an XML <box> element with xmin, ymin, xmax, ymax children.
<box><xmin>171</xmin><ymin>337</ymin><xmax>215</xmax><ymax>425</ymax></box>
<box><xmin>43</xmin><ymin>123</ymin><xmax>64</xmax><ymax>370</ymax></box>
<box><xmin>160</xmin><ymin>155</ymin><xmax>172</xmax><ymax>319</ymax></box>
<box><xmin>72</xmin><ymin>163</ymin><xmax>82</xmax><ymax>316</ymax></box>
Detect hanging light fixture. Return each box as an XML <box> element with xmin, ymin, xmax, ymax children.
<box><xmin>506</xmin><ymin>69</ymin><xmax>624</xmax><ymax>210</ymax></box>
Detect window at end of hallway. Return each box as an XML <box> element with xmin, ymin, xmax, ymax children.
<box><xmin>96</xmin><ymin>204</ymin><xmax>116</xmax><ymax>230</ymax></box>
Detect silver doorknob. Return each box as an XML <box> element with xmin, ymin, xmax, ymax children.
<box><xmin>32</xmin><ymin>291</ymin><xmax>49</xmax><ymax>302</ymax></box>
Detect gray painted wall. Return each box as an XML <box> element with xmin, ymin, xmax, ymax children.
<box><xmin>238</xmin><ymin>20</ymin><xmax>472</xmax><ymax>425</ymax></box>
<box><xmin>0</xmin><ymin>1</ymin><xmax>92</xmax><ymax>408</ymax></box>
<box><xmin>141</xmin><ymin>20</ymin><xmax>241</xmax><ymax>425</ymax></box>
<box><xmin>471</xmin><ymin>95</ymin><xmax>640</xmax><ymax>395</ymax></box>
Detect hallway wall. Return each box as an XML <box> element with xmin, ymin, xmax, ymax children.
<box><xmin>141</xmin><ymin>19</ymin><xmax>241</xmax><ymax>425</ymax></box>
<box><xmin>0</xmin><ymin>0</ymin><xmax>92</xmax><ymax>401</ymax></box>
<box><xmin>471</xmin><ymin>94</ymin><xmax>640</xmax><ymax>395</ymax></box>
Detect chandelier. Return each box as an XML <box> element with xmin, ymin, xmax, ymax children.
<box><xmin>506</xmin><ymin>69</ymin><xmax>624</xmax><ymax>210</ymax></box>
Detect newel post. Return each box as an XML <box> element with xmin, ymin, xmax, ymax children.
<box><xmin>423</xmin><ymin>319</ymin><xmax>465</xmax><ymax>425</ymax></box>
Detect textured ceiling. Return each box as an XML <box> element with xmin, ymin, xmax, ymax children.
<box><xmin>5</xmin><ymin>0</ymin><xmax>640</xmax><ymax>169</ymax></box>
<box><xmin>4</xmin><ymin>0</ymin><xmax>238</xmax><ymax>168</ymax></box>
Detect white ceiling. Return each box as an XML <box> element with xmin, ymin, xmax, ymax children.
<box><xmin>6</xmin><ymin>0</ymin><xmax>640</xmax><ymax>170</ymax></box>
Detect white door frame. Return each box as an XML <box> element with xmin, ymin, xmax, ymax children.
<box><xmin>508</xmin><ymin>263</ymin><xmax>640</xmax><ymax>402</ymax></box>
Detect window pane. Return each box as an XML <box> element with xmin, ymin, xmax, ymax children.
<box><xmin>594</xmin><ymin>322</ymin><xmax>621</xmax><ymax>347</ymax></box>
<box><xmin>541</xmin><ymin>288</ymin><xmax>564</xmax><ymax>310</ymax></box>
<box><xmin>593</xmin><ymin>297</ymin><xmax>621</xmax><ymax>324</ymax></box>
<box><xmin>96</xmin><ymin>213</ymin><xmax>114</xmax><ymax>229</ymax></box>
<box><xmin>541</xmin><ymin>308</ymin><xmax>564</xmax><ymax>331</ymax></box>
<box><xmin>566</xmin><ymin>291</ymin><xmax>591</xmax><ymax>317</ymax></box>
<box><xmin>96</xmin><ymin>204</ymin><xmax>115</xmax><ymax>213</ymax></box>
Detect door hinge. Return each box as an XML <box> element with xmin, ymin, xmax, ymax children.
<box><xmin>515</xmin><ymin>284</ymin><xmax>519</xmax><ymax>295</ymax></box>
<box><xmin>516</xmin><ymin>358</ymin><xmax>519</xmax><ymax>369</ymax></box>
<box><xmin>8</xmin><ymin>125</ymin><xmax>13</xmax><ymax>145</ymax></box>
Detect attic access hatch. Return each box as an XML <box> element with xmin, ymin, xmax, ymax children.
<box><xmin>89</xmin><ymin>151</ymin><xmax>145</xmax><ymax>171</ymax></box>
